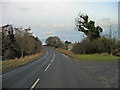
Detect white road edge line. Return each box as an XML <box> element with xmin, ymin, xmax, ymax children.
<box><xmin>62</xmin><ymin>54</ymin><xmax>69</xmax><ymax>59</ymax></box>
<box><xmin>30</xmin><ymin>79</ymin><xmax>40</xmax><ymax>90</ymax></box>
<box><xmin>45</xmin><ymin>64</ymin><xmax>51</xmax><ymax>71</ymax></box>
<box><xmin>62</xmin><ymin>54</ymin><xmax>72</xmax><ymax>62</ymax></box>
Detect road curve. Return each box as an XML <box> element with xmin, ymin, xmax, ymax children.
<box><xmin>2</xmin><ymin>47</ymin><xmax>103</xmax><ymax>88</ymax></box>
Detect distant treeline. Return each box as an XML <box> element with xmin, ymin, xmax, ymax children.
<box><xmin>2</xmin><ymin>24</ymin><xmax>42</xmax><ymax>60</ymax></box>
<box><xmin>45</xmin><ymin>36</ymin><xmax>72</xmax><ymax>50</ymax></box>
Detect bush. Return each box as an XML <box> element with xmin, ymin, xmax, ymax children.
<box><xmin>72</xmin><ymin>39</ymin><xmax>100</xmax><ymax>54</ymax></box>
<box><xmin>72</xmin><ymin>37</ymin><xmax>118</xmax><ymax>55</ymax></box>
<box><xmin>72</xmin><ymin>43</ymin><xmax>83</xmax><ymax>54</ymax></box>
<box><xmin>112</xmin><ymin>48</ymin><xmax>120</xmax><ymax>56</ymax></box>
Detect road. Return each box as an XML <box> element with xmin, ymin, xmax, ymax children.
<box><xmin>2</xmin><ymin>47</ymin><xmax>108</xmax><ymax>88</ymax></box>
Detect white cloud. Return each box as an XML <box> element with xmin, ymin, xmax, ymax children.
<box><xmin>46</xmin><ymin>23</ymin><xmax>74</xmax><ymax>32</ymax></box>
<box><xmin>29</xmin><ymin>23</ymin><xmax>74</xmax><ymax>32</ymax></box>
<box><xmin>2</xmin><ymin>2</ymin><xmax>118</xmax><ymax>43</ymax></box>
<box><xmin>1</xmin><ymin>0</ymin><xmax>119</xmax><ymax>2</ymax></box>
<box><xmin>41</xmin><ymin>32</ymin><xmax>55</xmax><ymax>35</ymax></box>
<box><xmin>18</xmin><ymin>7</ymin><xmax>29</xmax><ymax>11</ymax></box>
<box><xmin>99</xmin><ymin>17</ymin><xmax>118</xmax><ymax>28</ymax></box>
<box><xmin>37</xmin><ymin>31</ymin><xmax>55</xmax><ymax>38</ymax></box>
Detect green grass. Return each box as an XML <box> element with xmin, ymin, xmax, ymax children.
<box><xmin>2</xmin><ymin>49</ymin><xmax>46</xmax><ymax>74</ymax></box>
<box><xmin>75</xmin><ymin>54</ymin><xmax>119</xmax><ymax>61</ymax></box>
<box><xmin>56</xmin><ymin>48</ymin><xmax>120</xmax><ymax>61</ymax></box>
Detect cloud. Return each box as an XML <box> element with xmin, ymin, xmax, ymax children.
<box><xmin>99</xmin><ymin>17</ymin><xmax>118</xmax><ymax>28</ymax></box>
<box><xmin>41</xmin><ymin>32</ymin><xmax>55</xmax><ymax>35</ymax></box>
<box><xmin>16</xmin><ymin>3</ymin><xmax>30</xmax><ymax>11</ymax></box>
<box><xmin>29</xmin><ymin>23</ymin><xmax>74</xmax><ymax>32</ymax></box>
<box><xmin>39</xmin><ymin>31</ymin><xmax>56</xmax><ymax>38</ymax></box>
<box><xmin>1</xmin><ymin>0</ymin><xmax>119</xmax><ymax>2</ymax></box>
<box><xmin>51</xmin><ymin>24</ymin><xmax>64</xmax><ymax>30</ymax></box>
<box><xmin>18</xmin><ymin>6</ymin><xmax>29</xmax><ymax>11</ymax></box>
<box><xmin>35</xmin><ymin>23</ymin><xmax>65</xmax><ymax>31</ymax></box>
<box><xmin>47</xmin><ymin>23</ymin><xmax>74</xmax><ymax>32</ymax></box>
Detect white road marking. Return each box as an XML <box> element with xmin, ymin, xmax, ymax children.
<box><xmin>51</xmin><ymin>59</ymin><xmax>54</xmax><ymax>62</ymax></box>
<box><xmin>62</xmin><ymin>54</ymin><xmax>72</xmax><ymax>62</ymax></box>
<box><xmin>30</xmin><ymin>79</ymin><xmax>40</xmax><ymax>90</ymax></box>
<box><xmin>45</xmin><ymin>64</ymin><xmax>51</xmax><ymax>71</ymax></box>
<box><xmin>50</xmin><ymin>54</ymin><xmax>55</xmax><ymax>62</ymax></box>
<box><xmin>53</xmin><ymin>54</ymin><xmax>55</xmax><ymax>59</ymax></box>
<box><xmin>62</xmin><ymin>54</ymin><xmax>69</xmax><ymax>59</ymax></box>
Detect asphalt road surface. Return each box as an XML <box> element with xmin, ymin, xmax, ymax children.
<box><xmin>2</xmin><ymin>47</ymin><xmax>117</xmax><ymax>88</ymax></box>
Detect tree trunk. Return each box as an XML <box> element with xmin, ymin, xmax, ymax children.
<box><xmin>21</xmin><ymin>51</ymin><xmax>23</xmax><ymax>58</ymax></box>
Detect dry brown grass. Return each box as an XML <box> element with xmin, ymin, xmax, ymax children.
<box><xmin>2</xmin><ymin>49</ymin><xmax>46</xmax><ymax>74</ymax></box>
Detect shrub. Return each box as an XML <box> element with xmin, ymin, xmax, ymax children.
<box><xmin>112</xmin><ymin>48</ymin><xmax>120</xmax><ymax>56</ymax></box>
<box><xmin>72</xmin><ymin>37</ymin><xmax>118</xmax><ymax>55</ymax></box>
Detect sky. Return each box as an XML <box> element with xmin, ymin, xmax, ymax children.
<box><xmin>1</xmin><ymin>0</ymin><xmax>119</xmax><ymax>44</ymax></box>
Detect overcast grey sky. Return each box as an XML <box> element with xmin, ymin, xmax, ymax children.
<box><xmin>1</xmin><ymin>1</ymin><xmax>118</xmax><ymax>43</ymax></box>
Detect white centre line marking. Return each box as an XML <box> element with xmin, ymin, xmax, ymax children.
<box><xmin>45</xmin><ymin>64</ymin><xmax>51</xmax><ymax>71</ymax></box>
<box><xmin>50</xmin><ymin>54</ymin><xmax>55</xmax><ymax>62</ymax></box>
<box><xmin>30</xmin><ymin>79</ymin><xmax>40</xmax><ymax>90</ymax></box>
<box><xmin>53</xmin><ymin>54</ymin><xmax>55</xmax><ymax>59</ymax></box>
<box><xmin>51</xmin><ymin>59</ymin><xmax>54</xmax><ymax>62</ymax></box>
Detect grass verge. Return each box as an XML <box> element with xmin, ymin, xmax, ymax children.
<box><xmin>56</xmin><ymin>48</ymin><xmax>120</xmax><ymax>61</ymax></box>
<box><xmin>2</xmin><ymin>49</ymin><xmax>46</xmax><ymax>74</ymax></box>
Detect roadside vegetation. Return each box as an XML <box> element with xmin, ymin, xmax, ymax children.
<box><xmin>45</xmin><ymin>36</ymin><xmax>72</xmax><ymax>50</ymax></box>
<box><xmin>1</xmin><ymin>24</ymin><xmax>45</xmax><ymax>73</ymax></box>
<box><xmin>56</xmin><ymin>48</ymin><xmax>119</xmax><ymax>61</ymax></box>
<box><xmin>73</xmin><ymin>13</ymin><xmax>120</xmax><ymax>56</ymax></box>
<box><xmin>2</xmin><ymin>49</ymin><xmax>45</xmax><ymax>74</ymax></box>
<box><xmin>2</xmin><ymin>24</ymin><xmax>43</xmax><ymax>60</ymax></box>
<box><xmin>72</xmin><ymin>37</ymin><xmax>120</xmax><ymax>56</ymax></box>
<box><xmin>45</xmin><ymin>36</ymin><xmax>64</xmax><ymax>48</ymax></box>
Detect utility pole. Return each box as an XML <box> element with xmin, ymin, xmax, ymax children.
<box><xmin>109</xmin><ymin>25</ymin><xmax>112</xmax><ymax>55</ymax></box>
<box><xmin>109</xmin><ymin>26</ymin><xmax>112</xmax><ymax>38</ymax></box>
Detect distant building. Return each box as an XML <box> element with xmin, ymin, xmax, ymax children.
<box><xmin>68</xmin><ymin>43</ymin><xmax>75</xmax><ymax>51</ymax></box>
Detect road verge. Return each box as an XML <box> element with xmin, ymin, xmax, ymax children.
<box><xmin>56</xmin><ymin>48</ymin><xmax>119</xmax><ymax>61</ymax></box>
<box><xmin>2</xmin><ymin>49</ymin><xmax>46</xmax><ymax>74</ymax></box>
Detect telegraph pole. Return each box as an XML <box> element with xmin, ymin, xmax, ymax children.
<box><xmin>109</xmin><ymin>25</ymin><xmax>112</xmax><ymax>55</ymax></box>
<box><xmin>109</xmin><ymin>26</ymin><xmax>112</xmax><ymax>38</ymax></box>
